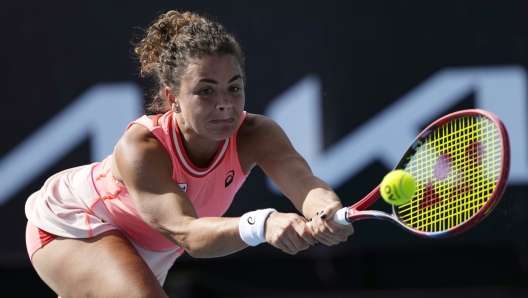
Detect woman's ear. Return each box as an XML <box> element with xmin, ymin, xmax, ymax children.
<box><xmin>165</xmin><ymin>87</ymin><xmax>180</xmax><ymax>113</ymax></box>
<box><xmin>165</xmin><ymin>87</ymin><xmax>176</xmax><ymax>104</ymax></box>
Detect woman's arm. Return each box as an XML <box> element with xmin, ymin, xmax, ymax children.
<box><xmin>113</xmin><ymin>123</ymin><xmax>316</xmax><ymax>257</ymax></box>
<box><xmin>114</xmin><ymin>124</ymin><xmax>247</xmax><ymax>258</ymax></box>
<box><xmin>238</xmin><ymin>114</ymin><xmax>354</xmax><ymax>246</ymax></box>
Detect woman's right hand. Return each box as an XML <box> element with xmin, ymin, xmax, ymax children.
<box><xmin>264</xmin><ymin>212</ymin><xmax>318</xmax><ymax>255</ymax></box>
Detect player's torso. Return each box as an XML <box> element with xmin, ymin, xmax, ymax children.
<box><xmin>166</xmin><ymin>110</ymin><xmax>249</xmax><ymax>217</ymax></box>
<box><xmin>95</xmin><ymin>111</ymin><xmax>248</xmax><ymax>251</ymax></box>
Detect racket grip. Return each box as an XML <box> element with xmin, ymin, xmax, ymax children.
<box><xmin>332</xmin><ymin>207</ymin><xmax>350</xmax><ymax>225</ymax></box>
<box><xmin>306</xmin><ymin>207</ymin><xmax>350</xmax><ymax>227</ymax></box>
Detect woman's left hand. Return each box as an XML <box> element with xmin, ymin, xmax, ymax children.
<box><xmin>307</xmin><ymin>201</ymin><xmax>354</xmax><ymax>246</ymax></box>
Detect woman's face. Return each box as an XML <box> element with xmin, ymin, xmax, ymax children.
<box><xmin>172</xmin><ymin>55</ymin><xmax>245</xmax><ymax>142</ymax></box>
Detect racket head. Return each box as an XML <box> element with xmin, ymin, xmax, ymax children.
<box><xmin>390</xmin><ymin>109</ymin><xmax>510</xmax><ymax>237</ymax></box>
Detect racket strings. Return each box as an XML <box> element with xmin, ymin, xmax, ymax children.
<box><xmin>397</xmin><ymin>115</ymin><xmax>501</xmax><ymax>232</ymax></box>
<box><xmin>418</xmin><ymin>116</ymin><xmax>498</xmax><ymax>228</ymax></box>
<box><xmin>413</xmin><ymin>117</ymin><xmax>498</xmax><ymax>229</ymax></box>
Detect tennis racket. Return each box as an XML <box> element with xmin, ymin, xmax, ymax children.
<box><xmin>324</xmin><ymin>109</ymin><xmax>510</xmax><ymax>238</ymax></box>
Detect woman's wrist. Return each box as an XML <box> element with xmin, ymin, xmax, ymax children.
<box><xmin>238</xmin><ymin>208</ymin><xmax>277</xmax><ymax>246</ymax></box>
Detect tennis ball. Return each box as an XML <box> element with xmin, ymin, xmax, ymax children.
<box><xmin>380</xmin><ymin>170</ymin><xmax>416</xmax><ymax>205</ymax></box>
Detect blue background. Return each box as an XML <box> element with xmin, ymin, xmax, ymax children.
<box><xmin>0</xmin><ymin>1</ymin><xmax>527</xmax><ymax>297</ymax></box>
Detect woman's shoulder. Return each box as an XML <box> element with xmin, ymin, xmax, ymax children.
<box><xmin>237</xmin><ymin>113</ymin><xmax>289</xmax><ymax>153</ymax></box>
<box><xmin>124</xmin><ymin>120</ymin><xmax>160</xmax><ymax>143</ymax></box>
<box><xmin>117</xmin><ymin>119</ymin><xmax>167</xmax><ymax>162</ymax></box>
<box><xmin>236</xmin><ymin>112</ymin><xmax>298</xmax><ymax>172</ymax></box>
<box><xmin>239</xmin><ymin>113</ymin><xmax>277</xmax><ymax>134</ymax></box>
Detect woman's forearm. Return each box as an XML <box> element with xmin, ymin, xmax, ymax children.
<box><xmin>300</xmin><ymin>178</ymin><xmax>342</xmax><ymax>219</ymax></box>
<box><xmin>159</xmin><ymin>216</ymin><xmax>248</xmax><ymax>258</ymax></box>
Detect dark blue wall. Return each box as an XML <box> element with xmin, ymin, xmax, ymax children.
<box><xmin>0</xmin><ymin>1</ymin><xmax>527</xmax><ymax>297</ymax></box>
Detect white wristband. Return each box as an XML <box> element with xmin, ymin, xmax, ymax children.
<box><xmin>239</xmin><ymin>208</ymin><xmax>277</xmax><ymax>246</ymax></box>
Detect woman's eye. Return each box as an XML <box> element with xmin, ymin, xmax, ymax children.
<box><xmin>230</xmin><ymin>86</ymin><xmax>241</xmax><ymax>92</ymax></box>
<box><xmin>199</xmin><ymin>88</ymin><xmax>213</xmax><ymax>95</ymax></box>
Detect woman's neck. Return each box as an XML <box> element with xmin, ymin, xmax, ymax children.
<box><xmin>176</xmin><ymin>120</ymin><xmax>222</xmax><ymax>169</ymax></box>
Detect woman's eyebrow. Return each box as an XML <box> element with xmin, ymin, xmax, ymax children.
<box><xmin>197</xmin><ymin>74</ymin><xmax>242</xmax><ymax>84</ymax></box>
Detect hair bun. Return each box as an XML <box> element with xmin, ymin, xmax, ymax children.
<box><xmin>135</xmin><ymin>10</ymin><xmax>183</xmax><ymax>75</ymax></box>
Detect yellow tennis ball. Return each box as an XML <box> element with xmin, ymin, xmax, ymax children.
<box><xmin>380</xmin><ymin>170</ymin><xmax>416</xmax><ymax>205</ymax></box>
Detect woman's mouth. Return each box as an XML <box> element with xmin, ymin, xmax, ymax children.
<box><xmin>210</xmin><ymin>118</ymin><xmax>234</xmax><ymax>124</ymax></box>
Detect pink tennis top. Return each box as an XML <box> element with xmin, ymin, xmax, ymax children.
<box><xmin>94</xmin><ymin>111</ymin><xmax>249</xmax><ymax>250</ymax></box>
<box><xmin>26</xmin><ymin>110</ymin><xmax>249</xmax><ymax>253</ymax></box>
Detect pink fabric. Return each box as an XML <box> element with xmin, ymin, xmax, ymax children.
<box><xmin>94</xmin><ymin>111</ymin><xmax>249</xmax><ymax>250</ymax></box>
<box><xmin>26</xmin><ymin>110</ymin><xmax>249</xmax><ymax>251</ymax></box>
<box><xmin>129</xmin><ymin>111</ymin><xmax>249</xmax><ymax>216</ymax></box>
<box><xmin>25</xmin><ymin>221</ymin><xmax>56</xmax><ymax>261</ymax></box>
<box><xmin>25</xmin><ymin>111</ymin><xmax>249</xmax><ymax>284</ymax></box>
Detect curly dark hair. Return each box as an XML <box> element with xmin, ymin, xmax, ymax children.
<box><xmin>134</xmin><ymin>10</ymin><xmax>245</xmax><ymax>114</ymax></box>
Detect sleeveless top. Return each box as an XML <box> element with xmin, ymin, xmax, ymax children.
<box><xmin>93</xmin><ymin>110</ymin><xmax>249</xmax><ymax>250</ymax></box>
<box><xmin>26</xmin><ymin>110</ymin><xmax>249</xmax><ymax>252</ymax></box>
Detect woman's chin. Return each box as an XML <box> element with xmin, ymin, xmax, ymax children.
<box><xmin>212</xmin><ymin>130</ymin><xmax>236</xmax><ymax>141</ymax></box>
<box><xmin>207</xmin><ymin>121</ymin><xmax>238</xmax><ymax>140</ymax></box>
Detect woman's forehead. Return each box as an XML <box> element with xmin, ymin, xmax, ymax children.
<box><xmin>184</xmin><ymin>55</ymin><xmax>242</xmax><ymax>79</ymax></box>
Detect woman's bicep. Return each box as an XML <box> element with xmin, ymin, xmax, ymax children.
<box><xmin>243</xmin><ymin>116</ymin><xmax>340</xmax><ymax>219</ymax></box>
<box><xmin>113</xmin><ymin>127</ymin><xmax>246</xmax><ymax>257</ymax></box>
<box><xmin>242</xmin><ymin>115</ymin><xmax>316</xmax><ymax>209</ymax></box>
<box><xmin>113</xmin><ymin>126</ymin><xmax>197</xmax><ymax>239</ymax></box>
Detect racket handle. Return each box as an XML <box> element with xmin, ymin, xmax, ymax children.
<box><xmin>332</xmin><ymin>207</ymin><xmax>351</xmax><ymax>225</ymax></box>
<box><xmin>306</xmin><ymin>207</ymin><xmax>350</xmax><ymax>227</ymax></box>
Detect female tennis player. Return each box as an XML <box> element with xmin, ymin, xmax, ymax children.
<box><xmin>25</xmin><ymin>10</ymin><xmax>353</xmax><ymax>297</ymax></box>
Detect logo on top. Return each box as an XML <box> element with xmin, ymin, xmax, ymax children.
<box><xmin>225</xmin><ymin>170</ymin><xmax>235</xmax><ymax>187</ymax></box>
<box><xmin>178</xmin><ymin>183</ymin><xmax>188</xmax><ymax>193</ymax></box>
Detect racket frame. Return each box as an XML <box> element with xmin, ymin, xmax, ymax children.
<box><xmin>333</xmin><ymin>109</ymin><xmax>511</xmax><ymax>238</ymax></box>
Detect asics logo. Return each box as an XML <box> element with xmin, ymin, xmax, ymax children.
<box><xmin>225</xmin><ymin>170</ymin><xmax>234</xmax><ymax>187</ymax></box>
<box><xmin>248</xmin><ymin>217</ymin><xmax>255</xmax><ymax>225</ymax></box>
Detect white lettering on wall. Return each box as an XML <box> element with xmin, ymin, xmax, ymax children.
<box><xmin>0</xmin><ymin>83</ymin><xmax>143</xmax><ymax>206</ymax></box>
<box><xmin>265</xmin><ymin>66</ymin><xmax>528</xmax><ymax>193</ymax></box>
